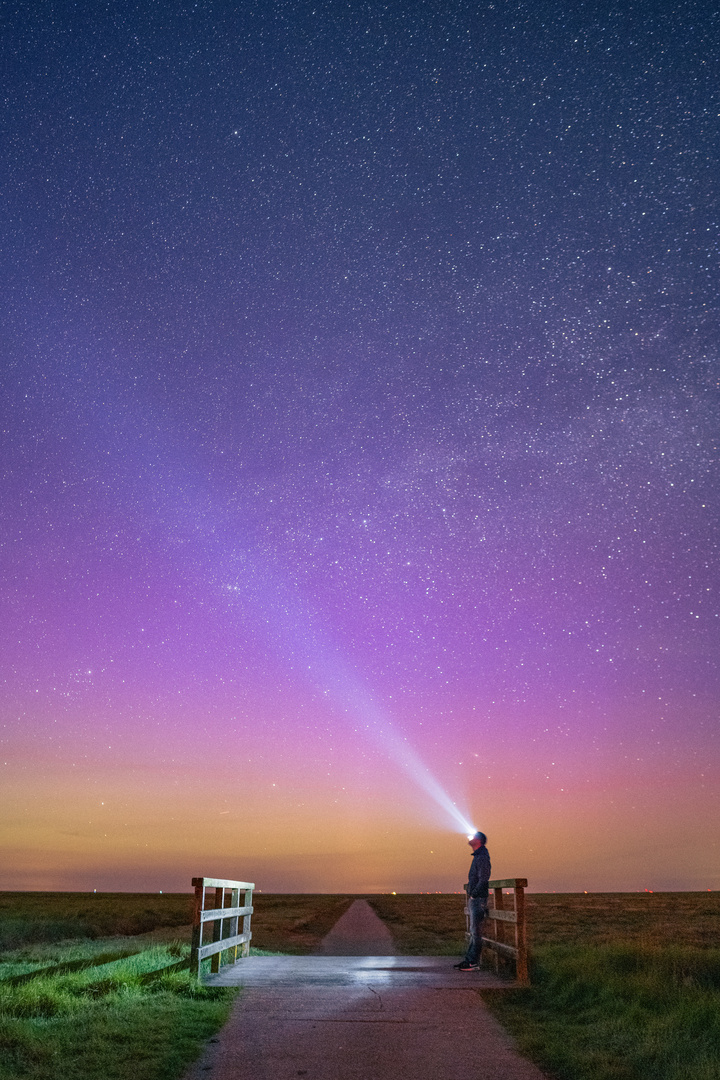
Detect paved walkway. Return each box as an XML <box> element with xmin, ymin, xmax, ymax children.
<box><xmin>184</xmin><ymin>900</ymin><xmax>546</xmax><ymax>1080</ymax></box>
<box><xmin>201</xmin><ymin>953</ymin><xmax>517</xmax><ymax>989</ymax></box>
<box><xmin>317</xmin><ymin>898</ymin><xmax>396</xmax><ymax>955</ymax></box>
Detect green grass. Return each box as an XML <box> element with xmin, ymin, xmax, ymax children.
<box><xmin>482</xmin><ymin>942</ymin><xmax>720</xmax><ymax>1080</ymax></box>
<box><xmin>0</xmin><ymin>892</ymin><xmax>357</xmax><ymax>1080</ymax></box>
<box><xmin>0</xmin><ymin>940</ymin><xmax>144</xmax><ymax>982</ymax></box>
<box><xmin>476</xmin><ymin>893</ymin><xmax>720</xmax><ymax>1080</ymax></box>
<box><xmin>0</xmin><ymin>940</ymin><xmax>235</xmax><ymax>1080</ymax></box>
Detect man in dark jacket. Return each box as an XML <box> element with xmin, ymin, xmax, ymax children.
<box><xmin>455</xmin><ymin>831</ymin><xmax>491</xmax><ymax>971</ymax></box>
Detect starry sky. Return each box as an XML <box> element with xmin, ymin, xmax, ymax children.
<box><xmin>1</xmin><ymin>0</ymin><xmax>718</xmax><ymax>894</ymax></box>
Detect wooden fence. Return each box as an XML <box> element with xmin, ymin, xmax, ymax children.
<box><xmin>190</xmin><ymin>877</ymin><xmax>255</xmax><ymax>977</ymax></box>
<box><xmin>479</xmin><ymin>877</ymin><xmax>529</xmax><ymax>985</ymax></box>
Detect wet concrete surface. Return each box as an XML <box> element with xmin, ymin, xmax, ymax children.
<box><xmin>203</xmin><ymin>953</ymin><xmax>512</xmax><ymax>989</ymax></box>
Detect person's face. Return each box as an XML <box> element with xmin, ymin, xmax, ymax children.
<box><xmin>468</xmin><ymin>836</ymin><xmax>482</xmax><ymax>851</ymax></box>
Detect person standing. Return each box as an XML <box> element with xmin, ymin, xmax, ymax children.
<box><xmin>455</xmin><ymin>831</ymin><xmax>491</xmax><ymax>971</ymax></box>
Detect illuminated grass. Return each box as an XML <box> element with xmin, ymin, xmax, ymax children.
<box><xmin>0</xmin><ymin>942</ymin><xmax>234</xmax><ymax>1080</ymax></box>
<box><xmin>0</xmin><ymin>941</ymin><xmax>144</xmax><ymax>982</ymax></box>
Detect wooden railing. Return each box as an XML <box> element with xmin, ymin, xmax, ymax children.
<box><xmin>190</xmin><ymin>877</ymin><xmax>255</xmax><ymax>977</ymax></box>
<box><xmin>481</xmin><ymin>877</ymin><xmax>529</xmax><ymax>985</ymax></box>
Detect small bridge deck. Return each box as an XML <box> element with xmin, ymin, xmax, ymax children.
<box><xmin>185</xmin><ymin>896</ymin><xmax>541</xmax><ymax>1080</ymax></box>
<box><xmin>203</xmin><ymin>953</ymin><xmax>518</xmax><ymax>989</ymax></box>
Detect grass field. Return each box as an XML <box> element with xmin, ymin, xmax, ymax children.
<box><xmin>3</xmin><ymin>889</ymin><xmax>718</xmax><ymax>953</ymax></box>
<box><xmin>0</xmin><ymin>892</ymin><xmax>358</xmax><ymax>955</ymax></box>
<box><xmin>0</xmin><ymin>894</ymin><xmax>195</xmax><ymax>951</ymax></box>
<box><xmin>521</xmin><ymin>891</ymin><xmax>720</xmax><ymax>949</ymax></box>
<box><xmin>478</xmin><ymin>893</ymin><xmax>720</xmax><ymax>1080</ymax></box>
<box><xmin>2</xmin><ymin>891</ymin><xmax>719</xmax><ymax>1080</ymax></box>
<box><xmin>247</xmin><ymin>893</ymin><xmax>357</xmax><ymax>953</ymax></box>
<box><xmin>0</xmin><ymin>937</ymin><xmax>234</xmax><ymax>1080</ymax></box>
<box><xmin>483</xmin><ymin>941</ymin><xmax>720</xmax><ymax>1080</ymax></box>
<box><xmin>365</xmin><ymin>890</ymin><xmax>720</xmax><ymax>953</ymax></box>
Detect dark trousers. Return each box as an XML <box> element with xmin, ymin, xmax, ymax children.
<box><xmin>465</xmin><ymin>896</ymin><xmax>487</xmax><ymax>964</ymax></box>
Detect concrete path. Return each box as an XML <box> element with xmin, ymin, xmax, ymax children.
<box><xmin>317</xmin><ymin>899</ymin><xmax>395</xmax><ymax>955</ymax></box>
<box><xmin>184</xmin><ymin>902</ymin><xmax>547</xmax><ymax>1080</ymax></box>
<box><xmin>185</xmin><ymin>982</ymin><xmax>546</xmax><ymax>1080</ymax></box>
<box><xmin>201</xmin><ymin>954</ymin><xmax>515</xmax><ymax>989</ymax></box>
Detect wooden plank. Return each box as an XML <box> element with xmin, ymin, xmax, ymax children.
<box><xmin>487</xmin><ymin>908</ymin><xmax>517</xmax><ymax>924</ymax></box>
<box><xmin>192</xmin><ymin>877</ymin><xmax>255</xmax><ymax>890</ymax></box>
<box><xmin>481</xmin><ymin>937</ymin><xmax>518</xmax><ymax>960</ymax></box>
<box><xmin>190</xmin><ymin>876</ymin><xmax>255</xmax><ymax>976</ymax></box>
<box><xmin>200</xmin><ymin>905</ymin><xmax>253</xmax><ymax>922</ymax></box>
<box><xmin>197</xmin><ymin>932</ymin><xmax>251</xmax><ymax>961</ymax></box>
<box><xmin>488</xmin><ymin>878</ymin><xmax>528</xmax><ymax>889</ymax></box>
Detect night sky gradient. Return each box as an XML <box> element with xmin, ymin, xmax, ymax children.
<box><xmin>2</xmin><ymin>0</ymin><xmax>718</xmax><ymax>893</ymax></box>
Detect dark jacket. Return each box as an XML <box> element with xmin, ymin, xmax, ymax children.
<box><xmin>467</xmin><ymin>845</ymin><xmax>491</xmax><ymax>900</ymax></box>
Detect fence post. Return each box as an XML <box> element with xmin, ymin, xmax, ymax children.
<box><xmin>492</xmin><ymin>886</ymin><xmax>504</xmax><ymax>975</ymax></box>
<box><xmin>190</xmin><ymin>879</ymin><xmax>205</xmax><ymax>977</ymax></box>
<box><xmin>242</xmin><ymin>886</ymin><xmax>252</xmax><ymax>957</ymax></box>
<box><xmin>210</xmin><ymin>886</ymin><xmax>225</xmax><ymax>974</ymax></box>
<box><xmin>515</xmin><ymin>883</ymin><xmax>529</xmax><ymax>985</ymax></box>
<box><xmin>229</xmin><ymin>887</ymin><xmax>240</xmax><ymax>964</ymax></box>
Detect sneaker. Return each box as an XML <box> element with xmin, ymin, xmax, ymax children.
<box><xmin>456</xmin><ymin>962</ymin><xmax>478</xmax><ymax>971</ymax></box>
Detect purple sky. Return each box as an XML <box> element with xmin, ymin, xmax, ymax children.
<box><xmin>1</xmin><ymin>0</ymin><xmax>718</xmax><ymax>893</ymax></box>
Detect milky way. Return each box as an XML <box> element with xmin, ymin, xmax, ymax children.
<box><xmin>1</xmin><ymin>0</ymin><xmax>718</xmax><ymax>892</ymax></box>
